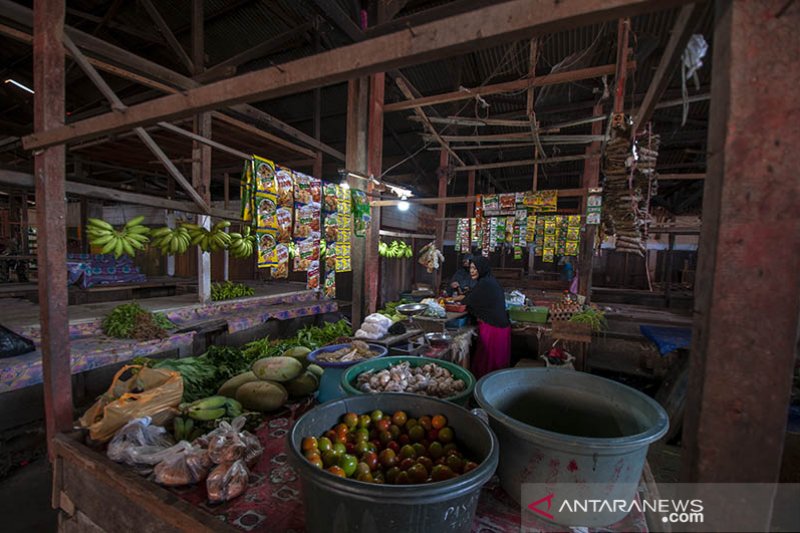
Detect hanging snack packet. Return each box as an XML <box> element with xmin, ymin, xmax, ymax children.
<box><xmin>307</xmin><ymin>260</ymin><xmax>320</xmax><ymax>291</ymax></box>
<box><xmin>324</xmin><ymin>213</ymin><xmax>338</xmax><ymax>242</ymax></box>
<box><xmin>322</xmin><ymin>182</ymin><xmax>338</xmax><ymax>213</ymax></box>
<box><xmin>271</xmin><ymin>244</ymin><xmax>289</xmax><ymax>279</ymax></box>
<box><xmin>275</xmin><ymin>167</ymin><xmax>294</xmax><ymax>208</ymax></box>
<box><xmin>323</xmin><ymin>269</ymin><xmax>336</xmax><ymax>299</ymax></box>
<box><xmin>351</xmin><ymin>190</ymin><xmax>370</xmax><ymax>237</ymax></box>
<box><xmin>276</xmin><ymin>207</ymin><xmax>292</xmax><ymax>243</ymax></box>
<box><xmin>294</xmin><ymin>203</ymin><xmax>320</xmax><ymax>238</ymax></box>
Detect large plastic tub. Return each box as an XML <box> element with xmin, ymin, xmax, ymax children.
<box><xmin>307</xmin><ymin>343</ymin><xmax>387</xmax><ymax>403</ymax></box>
<box><xmin>340</xmin><ymin>356</ymin><xmax>476</xmax><ymax>406</ymax></box>
<box><xmin>474</xmin><ymin>368</ymin><xmax>668</xmax><ymax>527</ymax></box>
<box><xmin>288</xmin><ymin>393</ymin><xmax>499</xmax><ymax>533</ymax></box>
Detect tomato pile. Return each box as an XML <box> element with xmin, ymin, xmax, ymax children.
<box><xmin>301</xmin><ymin>410</ymin><xmax>479</xmax><ymax>484</ymax></box>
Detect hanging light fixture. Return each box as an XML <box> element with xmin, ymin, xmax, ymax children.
<box><xmin>397</xmin><ymin>195</ymin><xmax>410</xmax><ymax>211</ymax></box>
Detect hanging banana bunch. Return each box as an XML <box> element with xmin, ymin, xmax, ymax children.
<box><xmin>150</xmin><ymin>225</ymin><xmax>192</xmax><ymax>255</ymax></box>
<box><xmin>181</xmin><ymin>220</ymin><xmax>232</xmax><ymax>252</ymax></box>
<box><xmin>378</xmin><ymin>240</ymin><xmax>413</xmax><ymax>259</ymax></box>
<box><xmin>228</xmin><ymin>225</ymin><xmax>257</xmax><ymax>258</ymax></box>
<box><xmin>86</xmin><ymin>216</ymin><xmax>150</xmax><ymax>259</ymax></box>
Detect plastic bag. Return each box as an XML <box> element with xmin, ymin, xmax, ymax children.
<box><xmin>206</xmin><ymin>420</ymin><xmax>246</xmax><ymax>464</ymax></box>
<box><xmin>241</xmin><ymin>430</ymin><xmax>263</xmax><ymax>467</ymax></box>
<box><xmin>107</xmin><ymin>417</ymin><xmax>176</xmax><ymax>467</ymax></box>
<box><xmin>79</xmin><ymin>365</ymin><xmax>183</xmax><ymax>443</ymax></box>
<box><xmin>206</xmin><ymin>460</ymin><xmax>250</xmax><ymax>504</ymax></box>
<box><xmin>154</xmin><ymin>445</ymin><xmax>212</xmax><ymax>486</ymax></box>
<box><xmin>0</xmin><ymin>324</ymin><xmax>35</xmax><ymax>359</ymax></box>
<box><xmin>364</xmin><ymin>313</ymin><xmax>392</xmax><ymax>328</ymax></box>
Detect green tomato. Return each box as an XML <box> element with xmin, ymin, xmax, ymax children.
<box><xmin>338</xmin><ymin>454</ymin><xmax>358</xmax><ymax>477</ymax></box>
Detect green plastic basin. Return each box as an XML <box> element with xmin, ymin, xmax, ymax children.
<box><xmin>340</xmin><ymin>356</ymin><xmax>476</xmax><ymax>406</ymax></box>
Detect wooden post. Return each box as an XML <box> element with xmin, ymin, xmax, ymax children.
<box><xmin>346</xmin><ymin>77</ymin><xmax>369</xmax><ymax>327</ymax></box>
<box><xmin>365</xmin><ymin>72</ymin><xmax>385</xmax><ymax>315</ymax></box>
<box><xmin>434</xmin><ymin>149</ymin><xmax>449</xmax><ymax>291</ymax></box>
<box><xmin>466</xmin><ymin>169</ymin><xmax>475</xmax><ymax>216</ymax></box>
<box><xmin>682</xmin><ymin>1</ymin><xmax>799</xmax><ymax>507</ymax></box>
<box><xmin>312</xmin><ymin>27</ymin><xmax>323</xmax><ymax>180</ymax></box>
<box><xmin>613</xmin><ymin>18</ymin><xmax>631</xmax><ymax>113</ymax></box>
<box><xmin>577</xmin><ymin>103</ymin><xmax>604</xmax><ymax>299</ymax></box>
<box><xmin>192</xmin><ymin>0</ymin><xmax>211</xmax><ymax>302</ymax></box>
<box><xmin>166</xmin><ymin>177</ymin><xmax>175</xmax><ymax>277</ymax></box>
<box><xmin>33</xmin><ymin>0</ymin><xmax>72</xmax><ymax>459</ymax></box>
<box><xmin>223</xmin><ymin>172</ymin><xmax>230</xmax><ymax>282</ymax></box>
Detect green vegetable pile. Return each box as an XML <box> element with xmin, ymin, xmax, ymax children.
<box><xmin>102</xmin><ymin>302</ymin><xmax>175</xmax><ymax>340</ymax></box>
<box><xmin>377</xmin><ymin>300</ymin><xmax>412</xmax><ymax>323</ymax></box>
<box><xmin>241</xmin><ymin>319</ymin><xmax>352</xmax><ymax>361</ymax></box>
<box><xmin>569</xmin><ymin>306</ymin><xmax>607</xmax><ymax>332</ymax></box>
<box><xmin>211</xmin><ymin>281</ymin><xmax>255</xmax><ymax>301</ymax></box>
<box><xmin>378</xmin><ymin>240</ymin><xmax>413</xmax><ymax>259</ymax></box>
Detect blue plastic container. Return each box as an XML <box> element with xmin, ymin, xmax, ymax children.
<box><xmin>307</xmin><ymin>343</ymin><xmax>387</xmax><ymax>403</ymax></box>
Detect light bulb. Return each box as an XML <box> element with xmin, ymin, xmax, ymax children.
<box><xmin>340</xmin><ymin>181</ymin><xmax>350</xmax><ymax>190</ymax></box>
<box><xmin>397</xmin><ymin>196</ymin><xmax>410</xmax><ymax>211</ymax></box>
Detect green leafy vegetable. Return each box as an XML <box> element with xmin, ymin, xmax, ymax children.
<box><xmin>568</xmin><ymin>306</ymin><xmax>607</xmax><ymax>332</ymax></box>
<box><xmin>102</xmin><ymin>302</ymin><xmax>175</xmax><ymax>340</ymax></box>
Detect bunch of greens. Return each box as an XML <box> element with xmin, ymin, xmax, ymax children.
<box><xmin>569</xmin><ymin>306</ymin><xmax>608</xmax><ymax>332</ymax></box>
<box><xmin>211</xmin><ymin>281</ymin><xmax>255</xmax><ymax>301</ymax></box>
<box><xmin>378</xmin><ymin>300</ymin><xmax>412</xmax><ymax>323</ymax></box>
<box><xmin>102</xmin><ymin>303</ymin><xmax>175</xmax><ymax>340</ymax></box>
<box><xmin>241</xmin><ymin>319</ymin><xmax>352</xmax><ymax>360</ymax></box>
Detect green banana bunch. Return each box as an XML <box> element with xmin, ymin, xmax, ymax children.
<box><xmin>173</xmin><ymin>416</ymin><xmax>195</xmax><ymax>441</ymax></box>
<box><xmin>228</xmin><ymin>225</ymin><xmax>257</xmax><ymax>259</ymax></box>
<box><xmin>181</xmin><ymin>395</ymin><xmax>243</xmax><ymax>422</ymax></box>
<box><xmin>182</xmin><ymin>220</ymin><xmax>232</xmax><ymax>253</ymax></box>
<box><xmin>378</xmin><ymin>240</ymin><xmax>413</xmax><ymax>260</ymax></box>
<box><xmin>211</xmin><ymin>281</ymin><xmax>255</xmax><ymax>301</ymax></box>
<box><xmin>86</xmin><ymin>216</ymin><xmax>150</xmax><ymax>259</ymax></box>
<box><xmin>149</xmin><ymin>225</ymin><xmax>192</xmax><ymax>255</ymax></box>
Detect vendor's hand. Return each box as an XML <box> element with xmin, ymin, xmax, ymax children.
<box><xmin>451</xmin><ymin>294</ymin><xmax>466</xmax><ymax>302</ymax></box>
<box><xmin>450</xmin><ymin>281</ymin><xmax>460</xmax><ymax>289</ymax></box>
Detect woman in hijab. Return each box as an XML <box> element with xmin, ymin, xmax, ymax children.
<box><xmin>462</xmin><ymin>256</ymin><xmax>511</xmax><ymax>378</ymax></box>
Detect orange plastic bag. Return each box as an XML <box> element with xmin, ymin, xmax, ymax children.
<box><xmin>79</xmin><ymin>365</ymin><xmax>183</xmax><ymax>443</ymax></box>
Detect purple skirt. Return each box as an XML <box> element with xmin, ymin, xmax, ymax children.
<box><xmin>471</xmin><ymin>320</ymin><xmax>511</xmax><ymax>379</ymax></box>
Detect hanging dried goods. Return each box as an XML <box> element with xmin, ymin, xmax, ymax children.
<box><xmin>418</xmin><ymin>242</ymin><xmax>445</xmax><ymax>272</ymax></box>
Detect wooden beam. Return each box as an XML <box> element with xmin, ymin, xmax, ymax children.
<box><xmin>365</xmin><ymin>72</ymin><xmax>385</xmax><ymax>315</ymax></box>
<box><xmin>394</xmin><ymin>77</ymin><xmax>465</xmax><ymax>166</ymax></box>
<box><xmin>311</xmin><ymin>0</ymin><xmax>364</xmax><ymax>41</ymax></box>
<box><xmin>613</xmin><ymin>18</ymin><xmax>631</xmax><ymax>113</ymax></box>
<box><xmin>62</xmin><ymin>32</ymin><xmax>211</xmax><ymax>213</ymax></box>
<box><xmin>22</xmin><ymin>0</ymin><xmax>691</xmax><ymax>150</ymax></box>
<box><xmin>157</xmin><ymin>122</ymin><xmax>250</xmax><ymax>160</ymax></box>
<box><xmin>140</xmin><ymin>0</ymin><xmax>194</xmax><ymax>73</ymax></box>
<box><xmin>210</xmin><ymin>112</ymin><xmax>316</xmax><ymax>158</ymax></box>
<box><xmin>426</xmin><ymin>133</ymin><xmax>608</xmax><ymax>143</ymax></box>
<box><xmin>0</xmin><ymin>0</ymin><xmax>342</xmax><ymax>159</ymax></box>
<box><xmin>578</xmin><ymin>103</ymin><xmax>603</xmax><ymax>300</ymax></box>
<box><xmin>203</xmin><ymin>22</ymin><xmax>312</xmax><ymax>79</ymax></box>
<box><xmin>384</xmin><ymin>62</ymin><xmax>633</xmax><ymax>113</ymax></box>
<box><xmin>453</xmin><ymin>153</ymin><xmax>597</xmax><ymax>172</ymax></box>
<box><xmin>372</xmin><ymin>188</ymin><xmax>586</xmax><ymax>207</ymax></box>
<box><xmin>681</xmin><ymin>0</ymin><xmax>799</xmax><ymax>501</ymax></box>
<box><xmin>633</xmin><ymin>3</ymin><xmax>703</xmax><ymax>132</ymax></box>
<box><xmin>33</xmin><ymin>0</ymin><xmax>72</xmax><ymax>458</ymax></box>
<box><xmin>65</xmin><ymin>7</ymin><xmax>161</xmax><ymax>43</ymax></box>
<box><xmin>435</xmin><ymin>149</ymin><xmax>449</xmax><ymax>289</ymax></box>
<box><xmin>0</xmin><ymin>170</ymin><xmax>240</xmax><ymax>218</ymax></box>
<box><xmin>378</xmin><ymin>0</ymin><xmax>409</xmax><ymax>23</ymax></box>
<box><xmin>659</xmin><ymin>172</ymin><xmax>705</xmax><ymax>180</ymax></box>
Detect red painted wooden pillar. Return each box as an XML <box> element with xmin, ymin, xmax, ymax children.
<box><xmin>33</xmin><ymin>0</ymin><xmax>72</xmax><ymax>458</ymax></box>
<box><xmin>434</xmin><ymin>149</ymin><xmax>449</xmax><ymax>291</ymax></box>
<box><xmin>365</xmin><ymin>72</ymin><xmax>385</xmax><ymax>315</ymax></box>
<box><xmin>681</xmin><ymin>0</ymin><xmax>799</xmax><ymax>521</ymax></box>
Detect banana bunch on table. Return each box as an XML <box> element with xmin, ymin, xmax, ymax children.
<box><xmin>86</xmin><ymin>216</ymin><xmax>150</xmax><ymax>258</ymax></box>
<box><xmin>182</xmin><ymin>220</ymin><xmax>232</xmax><ymax>252</ymax></box>
<box><xmin>228</xmin><ymin>225</ymin><xmax>257</xmax><ymax>258</ymax></box>
<box><xmin>149</xmin><ymin>225</ymin><xmax>192</xmax><ymax>255</ymax></box>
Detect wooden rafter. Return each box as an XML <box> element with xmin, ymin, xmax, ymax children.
<box><xmin>0</xmin><ymin>0</ymin><xmax>343</xmax><ymax>160</ymax></box>
<box><xmin>394</xmin><ymin>77</ymin><xmax>465</xmax><ymax>166</ymax></box>
<box><xmin>384</xmin><ymin>62</ymin><xmax>634</xmax><ymax>113</ymax></box>
<box><xmin>62</xmin><ymin>34</ymin><xmax>211</xmax><ymax>213</ymax></box>
<box><xmin>633</xmin><ymin>2</ymin><xmax>704</xmax><ymax>132</ymax></box>
<box><xmin>139</xmin><ymin>0</ymin><xmax>194</xmax><ymax>73</ymax></box>
<box><xmin>22</xmin><ymin>0</ymin><xmax>693</xmax><ymax>151</ymax></box>
<box><xmin>453</xmin><ymin>153</ymin><xmax>597</xmax><ymax>172</ymax></box>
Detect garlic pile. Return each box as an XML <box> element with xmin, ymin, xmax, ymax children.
<box><xmin>356</xmin><ymin>362</ymin><xmax>466</xmax><ymax>398</ymax></box>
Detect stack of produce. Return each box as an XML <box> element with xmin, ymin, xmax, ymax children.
<box><xmin>228</xmin><ymin>225</ymin><xmax>257</xmax><ymax>259</ymax></box>
<box><xmin>418</xmin><ymin>242</ymin><xmax>445</xmax><ymax>272</ymax></box>
<box><xmin>301</xmin><ymin>410</ymin><xmax>479</xmax><ymax>483</ymax></box>
<box><xmin>354</xmin><ymin>313</ymin><xmax>393</xmax><ymax>340</ymax></box>
<box><xmin>102</xmin><ymin>302</ymin><xmax>174</xmax><ymax>341</ymax></box>
<box><xmin>218</xmin><ymin>351</ymin><xmax>324</xmax><ymax>413</ymax></box>
<box><xmin>149</xmin><ymin>225</ymin><xmax>192</xmax><ymax>255</ymax></box>
<box><xmin>172</xmin><ymin>395</ymin><xmax>243</xmax><ymax>441</ymax></box>
<box><xmin>378</xmin><ymin>240</ymin><xmax>413</xmax><ymax>259</ymax></box>
<box><xmin>210</xmin><ymin>281</ymin><xmax>255</xmax><ymax>301</ymax></box>
<box><xmin>240</xmin><ymin>320</ymin><xmax>351</xmax><ymax>360</ymax></box>
<box><xmin>86</xmin><ymin>216</ymin><xmax>150</xmax><ymax>258</ymax></box>
<box><xmin>355</xmin><ymin>361</ymin><xmax>466</xmax><ymax>397</ymax></box>
<box><xmin>182</xmin><ymin>220</ymin><xmax>232</xmax><ymax>252</ymax></box>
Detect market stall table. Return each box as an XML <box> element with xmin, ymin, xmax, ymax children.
<box><xmin>53</xmin><ymin>398</ymin><xmax>651</xmax><ymax>533</ymax></box>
